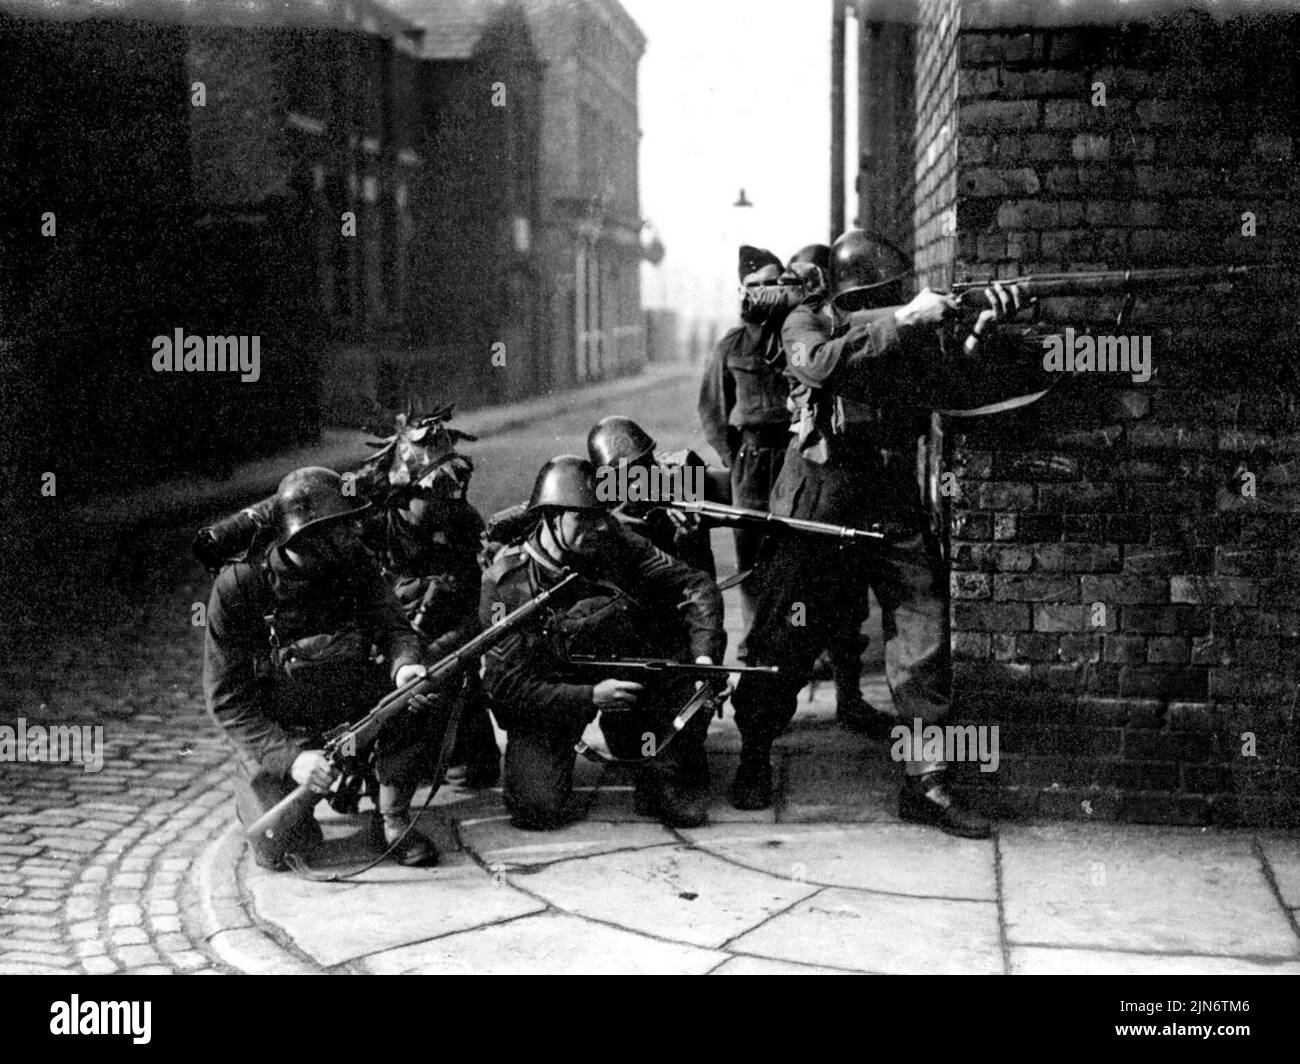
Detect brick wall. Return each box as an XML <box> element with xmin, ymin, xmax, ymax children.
<box><xmin>938</xmin><ymin>7</ymin><xmax>1300</xmax><ymax>826</ymax></box>
<box><xmin>912</xmin><ymin>0</ymin><xmax>960</xmax><ymax>288</ymax></box>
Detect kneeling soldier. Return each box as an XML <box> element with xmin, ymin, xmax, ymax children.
<box><xmin>203</xmin><ymin>467</ymin><xmax>439</xmax><ymax>870</ymax></box>
<box><xmin>481</xmin><ymin>456</ymin><xmax>725</xmax><ymax>830</ymax></box>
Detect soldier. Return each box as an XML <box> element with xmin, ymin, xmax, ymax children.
<box><xmin>783</xmin><ymin>245</ymin><xmax>884</xmax><ymax>732</ymax></box>
<box><xmin>586</xmin><ymin>415</ymin><xmax>716</xmax><ymax>577</ymax></box>
<box><xmin>728</xmin><ymin>230</ymin><xmax>1022</xmax><ymax>838</ymax></box>
<box><xmin>359</xmin><ymin>408</ymin><xmax>500</xmax><ymax>788</ymax></box>
<box><xmin>480</xmin><ymin>456</ymin><xmax>726</xmax><ymax>831</ymax></box>
<box><xmin>203</xmin><ymin>467</ymin><xmax>440</xmax><ymax>870</ymax></box>
<box><xmin>697</xmin><ymin>246</ymin><xmax>794</xmax><ymax>625</ymax></box>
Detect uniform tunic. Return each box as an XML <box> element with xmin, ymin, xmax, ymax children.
<box><xmin>480</xmin><ymin>525</ymin><xmax>724</xmax><ymax>827</ymax></box>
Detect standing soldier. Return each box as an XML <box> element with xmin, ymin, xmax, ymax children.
<box><xmin>728</xmin><ymin>229</ymin><xmax>1022</xmax><ymax>838</ymax></box>
<box><xmin>783</xmin><ymin>245</ymin><xmax>884</xmax><ymax>732</ymax></box>
<box><xmin>203</xmin><ymin>467</ymin><xmax>440</xmax><ymax>870</ymax></box>
<box><xmin>697</xmin><ymin>246</ymin><xmax>795</xmax><ymax>625</ymax></box>
<box><xmin>359</xmin><ymin>407</ymin><xmax>500</xmax><ymax>788</ymax></box>
<box><xmin>480</xmin><ymin>456</ymin><xmax>726</xmax><ymax>830</ymax></box>
<box><xmin>586</xmin><ymin>415</ymin><xmax>716</xmax><ymax>577</ymax></box>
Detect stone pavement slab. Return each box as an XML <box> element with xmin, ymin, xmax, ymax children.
<box><xmin>730</xmin><ymin>886</ymin><xmax>1002</xmax><ymax>974</ymax></box>
<box><xmin>459</xmin><ymin>817</ymin><xmax>672</xmax><ymax>870</ymax></box>
<box><xmin>779</xmin><ymin>745</ymin><xmax>902</xmax><ymax>824</ymax></box>
<box><xmin>514</xmin><ymin>845</ymin><xmax>819</xmax><ymax>949</ymax></box>
<box><xmin>710</xmin><ymin>956</ymin><xmax>847</xmax><ymax>975</ymax></box>
<box><xmin>680</xmin><ymin>823</ymin><xmax>997</xmax><ymax>900</ymax></box>
<box><xmin>245</xmin><ymin>850</ymin><xmax>547</xmax><ymax>968</ymax></box>
<box><xmin>1010</xmin><ymin>946</ymin><xmax>1300</xmax><ymax>976</ymax></box>
<box><xmin>357</xmin><ymin>911</ymin><xmax>724</xmax><ymax>975</ymax></box>
<box><xmin>999</xmin><ymin>824</ymin><xmax>1300</xmax><ymax>958</ymax></box>
<box><xmin>1257</xmin><ymin>834</ymin><xmax>1300</xmax><ymax>909</ymax></box>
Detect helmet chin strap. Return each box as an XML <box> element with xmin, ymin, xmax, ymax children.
<box><xmin>541</xmin><ymin>511</ymin><xmax>576</xmax><ymax>563</ymax></box>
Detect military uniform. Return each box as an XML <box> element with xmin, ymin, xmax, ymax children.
<box><xmin>698</xmin><ymin>324</ymin><xmax>791</xmax><ymax>609</ymax></box>
<box><xmin>731</xmin><ymin>294</ymin><xmax>953</xmax><ymax>776</ymax></box>
<box><xmin>480</xmin><ymin>526</ymin><xmax>725</xmax><ymax>830</ymax></box>
<box><xmin>364</xmin><ymin>502</ymin><xmax>500</xmax><ymax>778</ymax></box>
<box><xmin>203</xmin><ymin>544</ymin><xmax>434</xmax><ymax>863</ymax></box>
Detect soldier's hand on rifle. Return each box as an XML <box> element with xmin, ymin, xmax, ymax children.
<box><xmin>592</xmin><ymin>679</ymin><xmax>643</xmax><ymax>710</ymax></box>
<box><xmin>394</xmin><ymin>663</ymin><xmax>433</xmax><ymax>710</ymax></box>
<box><xmin>692</xmin><ymin>655</ymin><xmax>733</xmax><ymax>700</ymax></box>
<box><xmin>291</xmin><ymin>750</ymin><xmax>338</xmax><ymax>795</ymax></box>
<box><xmin>966</xmin><ymin>281</ymin><xmax>1031</xmax><ymax>354</ymax></box>
<box><xmin>894</xmin><ymin>287</ymin><xmax>961</xmax><ymax>329</ymax></box>
<box><xmin>978</xmin><ymin>280</ymin><xmax>1028</xmax><ymax>324</ymax></box>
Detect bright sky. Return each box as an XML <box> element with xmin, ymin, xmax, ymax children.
<box><xmin>623</xmin><ymin>0</ymin><xmax>833</xmax><ymax>326</ymax></box>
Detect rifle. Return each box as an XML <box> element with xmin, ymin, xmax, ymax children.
<box><xmin>245</xmin><ymin>570</ymin><xmax>579</xmax><ymax>848</ymax></box>
<box><xmin>565</xmin><ymin>655</ymin><xmax>780</xmax><ymax>680</ymax></box>
<box><xmin>946</xmin><ymin>263</ymin><xmax>1273</xmax><ymax>308</ymax></box>
<box><xmin>664</xmin><ymin>499</ymin><xmax>886</xmax><ymax>544</ymax></box>
<box><xmin>940</xmin><ymin>263</ymin><xmax>1280</xmax><ymax>355</ymax></box>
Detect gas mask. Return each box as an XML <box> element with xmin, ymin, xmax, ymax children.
<box><xmin>784</xmin><ymin>261</ymin><xmax>829</xmax><ymax>300</ymax></box>
<box><xmin>740</xmin><ymin>282</ymin><xmax>805</xmax><ymax>325</ymax></box>
<box><xmin>276</xmin><ymin>522</ymin><xmax>368</xmax><ymax>588</ymax></box>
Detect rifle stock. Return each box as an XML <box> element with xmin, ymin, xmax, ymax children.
<box><xmin>244</xmin><ymin>570</ymin><xmax>579</xmax><ymax>848</ymax></box>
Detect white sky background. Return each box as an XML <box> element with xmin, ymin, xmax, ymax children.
<box><xmin>623</xmin><ymin>0</ymin><xmax>836</xmax><ymax>330</ymax></box>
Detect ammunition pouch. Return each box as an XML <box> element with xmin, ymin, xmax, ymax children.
<box><xmin>270</xmin><ymin>627</ymin><xmax>375</xmax><ymax>681</ymax></box>
<box><xmin>546</xmin><ymin>595</ymin><xmax>641</xmax><ymax>663</ymax></box>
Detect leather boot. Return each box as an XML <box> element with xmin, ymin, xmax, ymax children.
<box><xmin>730</xmin><ymin>746</ymin><xmax>773</xmax><ymax>810</ymax></box>
<box><xmin>899</xmin><ymin>772</ymin><xmax>992</xmax><ymax>839</ymax></box>
<box><xmin>373</xmin><ymin>810</ymin><xmax>440</xmax><ymax>866</ymax></box>
<box><xmin>836</xmin><ymin>693</ymin><xmax>896</xmax><ymax>739</ymax></box>
<box><xmin>657</xmin><ymin>778</ymin><xmax>709</xmax><ymax>827</ymax></box>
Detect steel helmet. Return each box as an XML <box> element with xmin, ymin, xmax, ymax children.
<box><xmin>274</xmin><ymin>466</ymin><xmax>370</xmax><ymax>547</ymax></box>
<box><xmin>829</xmin><ymin>229</ymin><xmax>911</xmax><ymax>311</ymax></box>
<box><xmin>786</xmin><ymin>243</ymin><xmax>832</xmax><ymax>297</ymax></box>
<box><xmin>789</xmin><ymin>244</ymin><xmax>831</xmax><ymax>272</ymax></box>
<box><xmin>527</xmin><ymin>455</ymin><xmax>605</xmax><ymax>512</ymax></box>
<box><xmin>586</xmin><ymin>416</ymin><xmax>657</xmax><ymax>469</ymax></box>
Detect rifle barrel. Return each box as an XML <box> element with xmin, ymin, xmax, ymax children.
<box><xmin>567</xmin><ymin>656</ymin><xmax>779</xmax><ymax>676</ymax></box>
<box><xmin>950</xmin><ymin>264</ymin><xmax>1273</xmax><ymax>308</ymax></box>
<box><xmin>669</xmin><ymin>500</ymin><xmax>885</xmax><ymax>542</ymax></box>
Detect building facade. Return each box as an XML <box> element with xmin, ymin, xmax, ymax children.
<box><xmin>0</xmin><ymin>0</ymin><xmax>422</xmax><ymax>489</ymax></box>
<box><xmin>380</xmin><ymin>0</ymin><xmax>545</xmax><ymax>411</ymax></box>
<box><xmin>838</xmin><ymin>0</ymin><xmax>1300</xmax><ymax>826</ymax></box>
<box><xmin>523</xmin><ymin>0</ymin><xmax>647</xmax><ymax>388</ymax></box>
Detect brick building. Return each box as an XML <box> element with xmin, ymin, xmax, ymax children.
<box><xmin>374</xmin><ymin>0</ymin><xmax>545</xmax><ymax>412</ymax></box>
<box><xmin>837</xmin><ymin>0</ymin><xmax>1300</xmax><ymax>825</ymax></box>
<box><xmin>522</xmin><ymin>0</ymin><xmax>647</xmax><ymax>387</ymax></box>
<box><xmin>0</xmin><ymin>0</ymin><xmax>422</xmax><ymax>489</ymax></box>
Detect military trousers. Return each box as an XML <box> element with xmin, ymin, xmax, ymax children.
<box><xmin>503</xmin><ymin>683</ymin><xmax>710</xmax><ymax>830</ymax></box>
<box><xmin>232</xmin><ymin>663</ymin><xmax>447</xmax><ymax>838</ymax></box>
<box><xmin>731</xmin><ymin>427</ymin><xmax>789</xmax><ymax>633</ymax></box>
<box><xmin>732</xmin><ymin>529</ymin><xmax>950</xmax><ymax>775</ymax></box>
